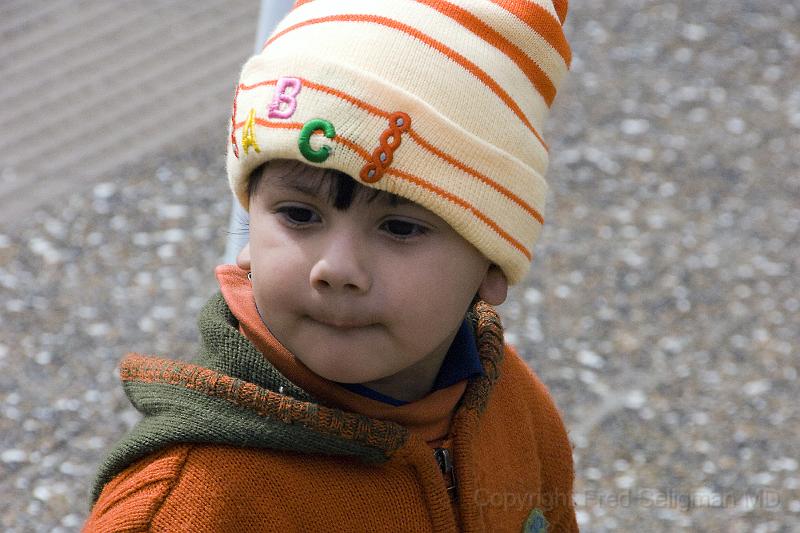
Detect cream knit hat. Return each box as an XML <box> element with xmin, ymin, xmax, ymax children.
<box><xmin>226</xmin><ymin>0</ymin><xmax>571</xmax><ymax>285</ymax></box>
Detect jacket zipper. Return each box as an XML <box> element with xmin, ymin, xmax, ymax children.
<box><xmin>433</xmin><ymin>447</ymin><xmax>457</xmax><ymax>500</ymax></box>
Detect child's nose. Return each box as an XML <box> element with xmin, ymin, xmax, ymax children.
<box><xmin>309</xmin><ymin>233</ymin><xmax>372</xmax><ymax>293</ymax></box>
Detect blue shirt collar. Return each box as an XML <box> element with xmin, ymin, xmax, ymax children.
<box><xmin>338</xmin><ymin>318</ymin><xmax>485</xmax><ymax>406</ymax></box>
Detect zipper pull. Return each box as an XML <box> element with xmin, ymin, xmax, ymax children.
<box><xmin>433</xmin><ymin>447</ymin><xmax>457</xmax><ymax>497</ymax></box>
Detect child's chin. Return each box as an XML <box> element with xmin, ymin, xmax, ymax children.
<box><xmin>305</xmin><ymin>356</ymin><xmax>395</xmax><ymax>385</ymax></box>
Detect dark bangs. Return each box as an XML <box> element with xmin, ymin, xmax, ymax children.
<box><xmin>248</xmin><ymin>159</ymin><xmax>407</xmax><ymax>211</ymax></box>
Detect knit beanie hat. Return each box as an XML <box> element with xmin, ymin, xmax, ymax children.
<box><xmin>226</xmin><ymin>0</ymin><xmax>571</xmax><ymax>285</ymax></box>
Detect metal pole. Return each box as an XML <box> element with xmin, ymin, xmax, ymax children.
<box><xmin>223</xmin><ymin>0</ymin><xmax>294</xmax><ymax>264</ymax></box>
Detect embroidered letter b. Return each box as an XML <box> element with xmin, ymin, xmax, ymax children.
<box><xmin>268</xmin><ymin>77</ymin><xmax>302</xmax><ymax>119</ymax></box>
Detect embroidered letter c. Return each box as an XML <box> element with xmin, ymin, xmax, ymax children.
<box><xmin>298</xmin><ymin>118</ymin><xmax>336</xmax><ymax>163</ymax></box>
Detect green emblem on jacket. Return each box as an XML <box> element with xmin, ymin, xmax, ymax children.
<box><xmin>523</xmin><ymin>508</ymin><xmax>548</xmax><ymax>533</ymax></box>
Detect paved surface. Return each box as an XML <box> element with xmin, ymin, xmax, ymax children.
<box><xmin>0</xmin><ymin>0</ymin><xmax>258</xmax><ymax>229</ymax></box>
<box><xmin>1</xmin><ymin>1</ymin><xmax>799</xmax><ymax>532</ymax></box>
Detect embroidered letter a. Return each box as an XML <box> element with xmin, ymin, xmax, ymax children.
<box><xmin>242</xmin><ymin>108</ymin><xmax>260</xmax><ymax>155</ymax></box>
<box><xmin>268</xmin><ymin>77</ymin><xmax>302</xmax><ymax>119</ymax></box>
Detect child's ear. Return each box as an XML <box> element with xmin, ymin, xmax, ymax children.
<box><xmin>236</xmin><ymin>243</ymin><xmax>252</xmax><ymax>271</ymax></box>
<box><xmin>478</xmin><ymin>264</ymin><xmax>508</xmax><ymax>306</ymax></box>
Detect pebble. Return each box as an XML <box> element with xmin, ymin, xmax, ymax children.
<box><xmin>2</xmin><ymin>449</ymin><xmax>28</xmax><ymax>463</ymax></box>
<box><xmin>620</xmin><ymin>118</ymin><xmax>650</xmax><ymax>135</ymax></box>
<box><xmin>157</xmin><ymin>243</ymin><xmax>176</xmax><ymax>259</ymax></box>
<box><xmin>32</xmin><ymin>350</ymin><xmax>52</xmax><ymax>365</ymax></box>
<box><xmin>158</xmin><ymin>204</ymin><xmax>189</xmax><ymax>219</ymax></box>
<box><xmin>577</xmin><ymin>349</ymin><xmax>605</xmax><ymax>369</ymax></box>
<box><xmin>92</xmin><ymin>183</ymin><xmax>117</xmax><ymax>199</ymax></box>
<box><xmin>769</xmin><ymin>458</ymin><xmax>798</xmax><ymax>472</ymax></box>
<box><xmin>623</xmin><ymin>390</ymin><xmax>647</xmax><ymax>410</ymax></box>
<box><xmin>743</xmin><ymin>379</ymin><xmax>772</xmax><ymax>396</ymax></box>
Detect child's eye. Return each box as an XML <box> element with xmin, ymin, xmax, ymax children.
<box><xmin>276</xmin><ymin>206</ymin><xmax>319</xmax><ymax>226</ymax></box>
<box><xmin>381</xmin><ymin>219</ymin><xmax>428</xmax><ymax>240</ymax></box>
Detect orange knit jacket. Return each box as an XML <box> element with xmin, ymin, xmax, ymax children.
<box><xmin>84</xmin><ymin>266</ymin><xmax>577</xmax><ymax>532</ymax></box>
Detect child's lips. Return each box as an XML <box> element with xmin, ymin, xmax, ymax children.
<box><xmin>307</xmin><ymin>313</ymin><xmax>375</xmax><ymax>330</ymax></box>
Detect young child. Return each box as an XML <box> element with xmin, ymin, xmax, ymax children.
<box><xmin>85</xmin><ymin>1</ymin><xmax>576</xmax><ymax>531</ymax></box>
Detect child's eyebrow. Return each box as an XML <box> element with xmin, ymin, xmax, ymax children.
<box><xmin>269</xmin><ymin>169</ymin><xmax>413</xmax><ymax>207</ymax></box>
<box><xmin>269</xmin><ymin>171</ymin><xmax>325</xmax><ymax>197</ymax></box>
<box><xmin>267</xmin><ymin>167</ymin><xmax>322</xmax><ymax>196</ymax></box>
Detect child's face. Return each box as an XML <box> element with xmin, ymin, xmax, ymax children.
<box><xmin>243</xmin><ymin>161</ymin><xmax>506</xmax><ymax>399</ymax></box>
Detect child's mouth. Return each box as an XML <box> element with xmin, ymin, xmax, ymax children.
<box><xmin>307</xmin><ymin>314</ymin><xmax>375</xmax><ymax>330</ymax></box>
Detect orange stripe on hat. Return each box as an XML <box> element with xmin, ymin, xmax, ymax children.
<box><xmin>414</xmin><ymin>0</ymin><xmax>557</xmax><ymax>106</ymax></box>
<box><xmin>239</xmin><ymin>79</ymin><xmax>278</xmax><ymax>91</ymax></box>
<box><xmin>553</xmin><ymin>0</ymin><xmax>569</xmax><ymax>24</ymax></box>
<box><xmin>286</xmin><ymin>0</ymin><xmax>560</xmax><ymax>106</ymax></box>
<box><xmin>407</xmin><ymin>130</ymin><xmax>545</xmax><ymax>226</ymax></box>
<box><xmin>386</xmin><ymin>168</ymin><xmax>533</xmax><ymax>261</ymax></box>
<box><xmin>263</xmin><ymin>14</ymin><xmax>549</xmax><ymax>151</ymax></box>
<box><xmin>292</xmin><ymin>0</ymin><xmax>315</xmax><ymax>9</ymax></box>
<box><xmin>295</xmin><ymin>0</ymin><xmax>568</xmax><ymax>26</ymax></box>
<box><xmin>490</xmin><ymin>0</ymin><xmax>572</xmax><ymax>66</ymax></box>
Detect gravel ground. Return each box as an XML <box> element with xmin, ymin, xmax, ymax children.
<box><xmin>1</xmin><ymin>1</ymin><xmax>799</xmax><ymax>532</ymax></box>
